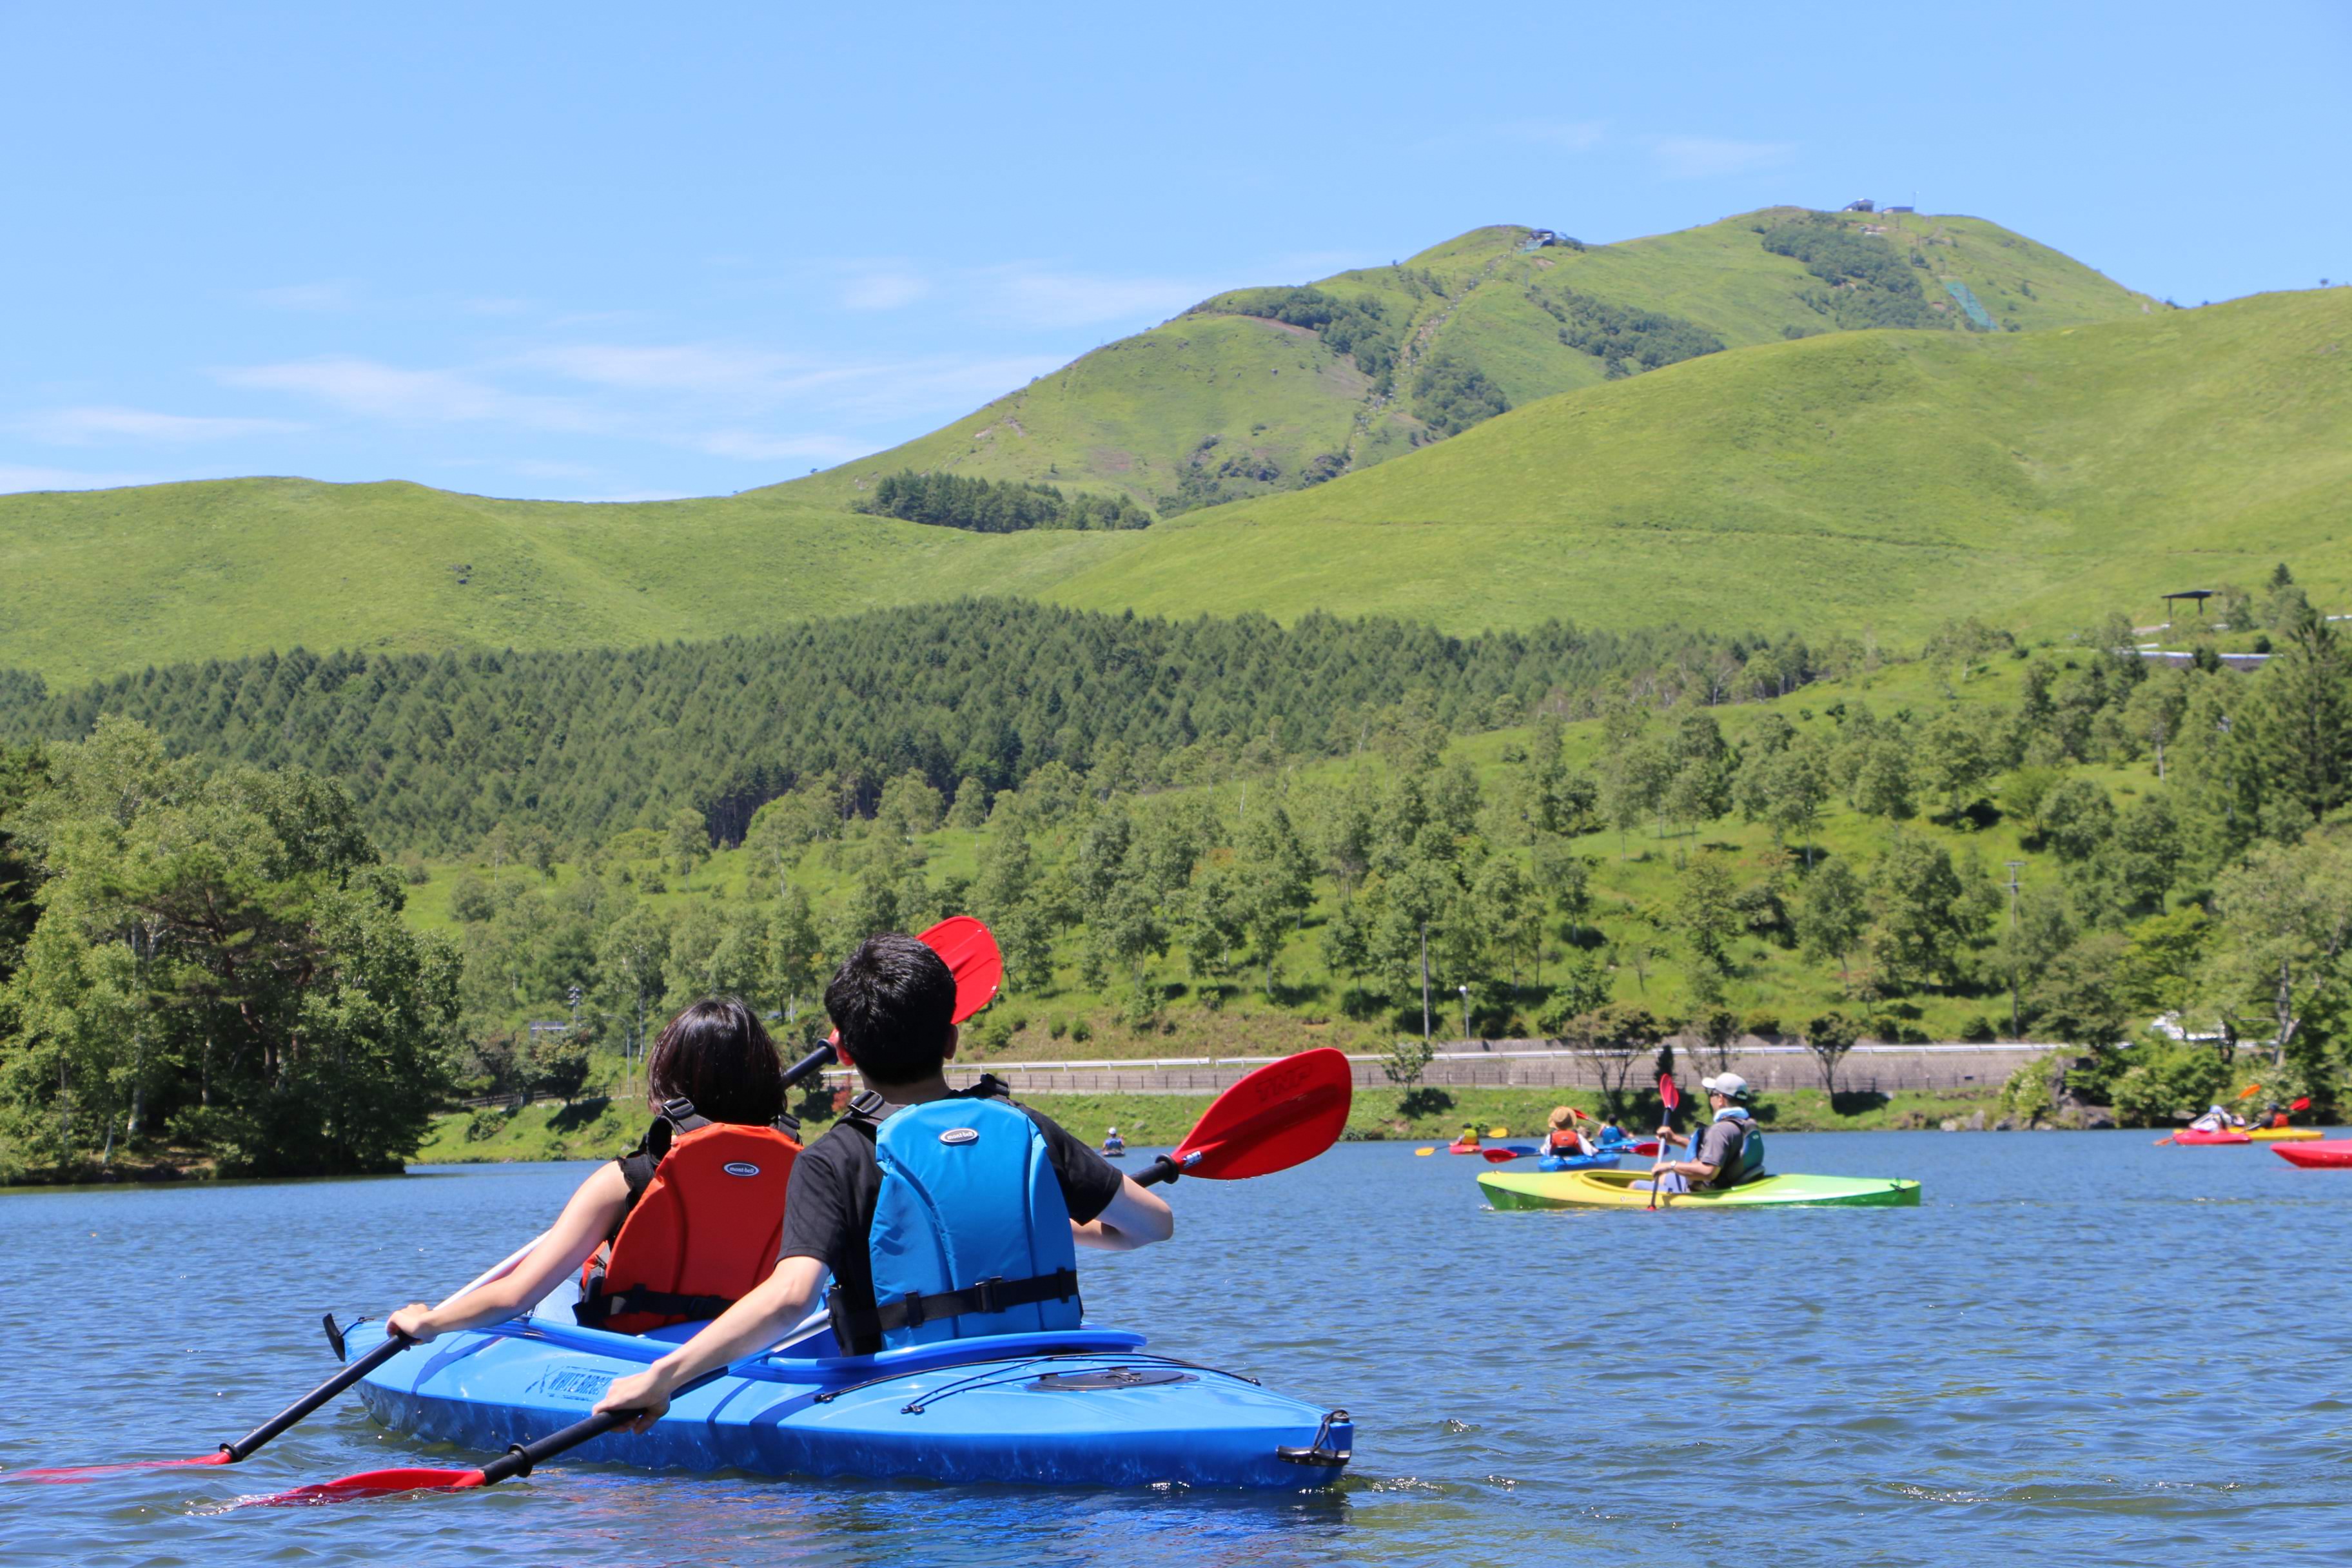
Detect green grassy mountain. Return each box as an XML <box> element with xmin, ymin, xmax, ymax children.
<box><xmin>0</xmin><ymin>234</ymin><xmax>2333</xmax><ymax>688</ymax></box>
<box><xmin>1037</xmin><ymin>288</ymin><xmax>2352</xmax><ymax>636</ymax></box>
<box><xmin>778</xmin><ymin>208</ymin><xmax>2158</xmax><ymax>516</ymax></box>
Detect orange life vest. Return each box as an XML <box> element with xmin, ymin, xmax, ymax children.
<box><xmin>574</xmin><ymin>1097</ymin><xmax>801</xmax><ymax>1335</ymax></box>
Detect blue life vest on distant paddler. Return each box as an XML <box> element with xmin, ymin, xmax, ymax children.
<box><xmin>835</xmin><ymin>1092</ymin><xmax>1082</xmax><ymax>1351</ymax></box>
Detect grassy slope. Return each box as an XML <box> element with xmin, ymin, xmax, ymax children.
<box><xmin>1039</xmin><ymin>289</ymin><xmax>2352</xmax><ymax>636</ymax></box>
<box><xmin>772</xmin><ymin>210</ymin><xmax>2154</xmax><ymax>511</ymax></box>
<box><xmin>0</xmin><ymin>279</ymin><xmax>2326</xmax><ymax>687</ymax></box>
<box><xmin>0</xmin><ymin>480</ymin><xmax>1128</xmax><ymax>683</ymax></box>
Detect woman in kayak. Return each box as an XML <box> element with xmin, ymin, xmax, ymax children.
<box><xmin>383</xmin><ymin>997</ymin><xmax>794</xmax><ymax>1344</ymax></box>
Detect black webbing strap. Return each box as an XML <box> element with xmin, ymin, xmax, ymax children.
<box><xmin>827</xmin><ymin>1268</ymin><xmax>1079</xmax><ymax>1346</ymax></box>
<box><xmin>573</xmin><ymin>1286</ymin><xmax>740</xmax><ymax>1329</ymax></box>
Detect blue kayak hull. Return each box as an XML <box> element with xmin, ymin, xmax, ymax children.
<box><xmin>347</xmin><ymin>1317</ymin><xmax>1350</xmax><ymax>1489</ymax></box>
<box><xmin>1535</xmin><ymin>1151</ymin><xmax>1623</xmax><ymax>1173</ymax></box>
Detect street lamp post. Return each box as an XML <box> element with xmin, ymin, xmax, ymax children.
<box><xmin>1458</xmin><ymin>984</ymin><xmax>1471</xmax><ymax>1042</ymax></box>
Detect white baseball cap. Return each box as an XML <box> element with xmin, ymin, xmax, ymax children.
<box><xmin>1701</xmin><ymin>1072</ymin><xmax>1749</xmax><ymax>1099</ymax></box>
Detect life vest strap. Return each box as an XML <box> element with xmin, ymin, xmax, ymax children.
<box><xmin>826</xmin><ymin>1266</ymin><xmax>1080</xmax><ymax>1346</ymax></box>
<box><xmin>573</xmin><ymin>1284</ymin><xmax>741</xmax><ymax>1329</ymax></box>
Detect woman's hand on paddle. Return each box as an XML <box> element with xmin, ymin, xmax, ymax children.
<box><xmin>594</xmin><ymin>1367</ymin><xmax>674</xmax><ymax>1433</ymax></box>
<box><xmin>386</xmin><ymin>1303</ymin><xmax>442</xmax><ymax>1343</ymax></box>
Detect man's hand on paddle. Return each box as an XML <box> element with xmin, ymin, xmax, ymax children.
<box><xmin>386</xmin><ymin>1302</ymin><xmax>442</xmax><ymax>1343</ymax></box>
<box><xmin>595</xmin><ymin>1367</ymin><xmax>674</xmax><ymax>1432</ymax></box>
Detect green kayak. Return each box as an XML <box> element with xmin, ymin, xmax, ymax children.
<box><xmin>1478</xmin><ymin>1168</ymin><xmax>1921</xmax><ymax>1210</ymax></box>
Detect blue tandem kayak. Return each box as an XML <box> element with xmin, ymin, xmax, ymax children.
<box><xmin>1534</xmin><ymin>1150</ymin><xmax>1623</xmax><ymax>1172</ymax></box>
<box><xmin>342</xmin><ymin>1309</ymin><xmax>1352</xmax><ymax>1489</ymax></box>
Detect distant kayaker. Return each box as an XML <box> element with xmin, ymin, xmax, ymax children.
<box><xmin>1637</xmin><ymin>1072</ymin><xmax>1766</xmax><ymax>1195</ymax></box>
<box><xmin>594</xmin><ymin>933</ymin><xmax>1174</xmax><ymax>1428</ymax></box>
<box><xmin>384</xmin><ymin>997</ymin><xmax>799</xmax><ymax>1345</ymax></box>
<box><xmin>1542</xmin><ymin>1106</ymin><xmax>1592</xmax><ymax>1159</ymax></box>
<box><xmin>2188</xmin><ymin>1104</ymin><xmax>2246</xmax><ymax>1133</ymax></box>
<box><xmin>1102</xmin><ymin>1126</ymin><xmax>1126</xmax><ymax>1156</ymax></box>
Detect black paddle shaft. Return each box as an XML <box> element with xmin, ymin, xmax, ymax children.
<box><xmin>780</xmin><ymin>1040</ymin><xmax>838</xmax><ymax>1091</ymax></box>
<box><xmin>220</xmin><ymin>1331</ymin><xmax>413</xmax><ymax>1462</ymax></box>
<box><xmin>478</xmin><ymin>1369</ymin><xmax>727</xmax><ymax>1485</ymax></box>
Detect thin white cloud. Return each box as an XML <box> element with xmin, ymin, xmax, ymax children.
<box><xmin>840</xmin><ymin>270</ymin><xmax>932</xmax><ymax>311</ymax></box>
<box><xmin>0</xmin><ymin>462</ymin><xmax>158</xmax><ymax>493</ymax></box>
<box><xmin>520</xmin><ymin>344</ymin><xmax>832</xmax><ymax>394</ymax></box>
<box><xmin>250</xmin><ymin>279</ymin><xmax>362</xmax><ymax>311</ymax></box>
<box><xmin>16</xmin><ymin>406</ymin><xmax>302</xmax><ymax>445</ymax></box>
<box><xmin>219</xmin><ymin>356</ymin><xmax>605</xmax><ymax>433</ymax></box>
<box><xmin>1651</xmin><ymin>135</ymin><xmax>1795</xmax><ymax>179</ymax></box>
<box><xmin>1498</xmin><ymin>118</ymin><xmax>1607</xmax><ymax>152</ymax></box>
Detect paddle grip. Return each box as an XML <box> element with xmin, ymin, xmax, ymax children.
<box><xmin>222</xmin><ymin>1331</ymin><xmax>413</xmax><ymax>1462</ymax></box>
<box><xmin>1135</xmin><ymin>1153</ymin><xmax>1190</xmax><ymax>1188</ymax></box>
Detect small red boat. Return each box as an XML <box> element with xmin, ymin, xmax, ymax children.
<box><xmin>2274</xmin><ymin>1141</ymin><xmax>2352</xmax><ymax>1168</ymax></box>
<box><xmin>2171</xmin><ymin>1126</ymin><xmax>2251</xmax><ymax>1145</ymax></box>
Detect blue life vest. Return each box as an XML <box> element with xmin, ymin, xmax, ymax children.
<box><xmin>855</xmin><ymin>1095</ymin><xmax>1082</xmax><ymax>1351</ymax></box>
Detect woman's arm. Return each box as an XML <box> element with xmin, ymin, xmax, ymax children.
<box><xmin>387</xmin><ymin>1162</ymin><xmax>632</xmax><ymax>1340</ymax></box>
<box><xmin>594</xmin><ymin>1256</ymin><xmax>830</xmax><ymax>1428</ymax></box>
<box><xmin>1071</xmin><ymin>1175</ymin><xmax>1175</xmax><ymax>1252</ymax></box>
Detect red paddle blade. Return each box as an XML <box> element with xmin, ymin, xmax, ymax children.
<box><xmin>10</xmin><ymin>1452</ymin><xmax>229</xmax><ymax>1483</ymax></box>
<box><xmin>1628</xmin><ymin>1141</ymin><xmax>1661</xmax><ymax>1157</ymax></box>
<box><xmin>1172</xmin><ymin>1048</ymin><xmax>1352</xmax><ymax>1180</ymax></box>
<box><xmin>1658</xmin><ymin>1073</ymin><xmax>1680</xmax><ymax>1112</ymax></box>
<box><xmin>1480</xmin><ymin>1146</ymin><xmax>1522</xmax><ymax>1162</ymax></box>
<box><xmin>2292</xmin><ymin>1096</ymin><xmax>2313</xmax><ymax>1112</ymax></box>
<box><xmin>921</xmin><ymin>916</ymin><xmax>1003</xmax><ymax>1023</ymax></box>
<box><xmin>239</xmin><ymin>1467</ymin><xmax>486</xmax><ymax>1507</ymax></box>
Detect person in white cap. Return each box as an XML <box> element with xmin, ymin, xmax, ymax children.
<box><xmin>1640</xmin><ymin>1072</ymin><xmax>1766</xmax><ymax>1193</ymax></box>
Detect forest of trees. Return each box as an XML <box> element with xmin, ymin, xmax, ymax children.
<box><xmin>8</xmin><ymin>576</ymin><xmax>2351</xmax><ymax>1177</ymax></box>
<box><xmin>854</xmin><ymin>470</ymin><xmax>1152</xmax><ymax>533</ymax></box>
<box><xmin>1411</xmin><ymin>355</ymin><xmax>1511</xmax><ymax>438</ymax></box>
<box><xmin>0</xmin><ymin>602</ymin><xmax>1836</xmax><ymax>854</ymax></box>
<box><xmin>0</xmin><ymin>721</ymin><xmax>459</xmax><ymax>1180</ymax></box>
<box><xmin>1758</xmin><ymin>214</ymin><xmax>1951</xmax><ymax>331</ymax></box>
<box><xmin>1534</xmin><ymin>286</ymin><xmax>1726</xmax><ymax>378</ymax></box>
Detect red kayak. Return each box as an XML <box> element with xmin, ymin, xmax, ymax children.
<box><xmin>2172</xmin><ymin>1127</ymin><xmax>2251</xmax><ymax>1145</ymax></box>
<box><xmin>1447</xmin><ymin>1141</ymin><xmax>1482</xmax><ymax>1155</ymax></box>
<box><xmin>2274</xmin><ymin>1141</ymin><xmax>2352</xmax><ymax>1168</ymax></box>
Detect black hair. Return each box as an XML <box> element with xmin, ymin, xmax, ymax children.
<box><xmin>823</xmin><ymin>933</ymin><xmax>956</xmax><ymax>1086</ymax></box>
<box><xmin>645</xmin><ymin>997</ymin><xmax>785</xmax><ymax>1126</ymax></box>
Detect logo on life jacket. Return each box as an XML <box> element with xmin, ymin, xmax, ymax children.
<box><xmin>722</xmin><ymin>1161</ymin><xmax>761</xmax><ymax>1177</ymax></box>
<box><xmin>939</xmin><ymin>1127</ymin><xmax>979</xmax><ymax>1145</ymax></box>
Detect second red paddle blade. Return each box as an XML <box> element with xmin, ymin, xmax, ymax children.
<box><xmin>1173</xmin><ymin>1047</ymin><xmax>1352</xmax><ymax>1180</ymax></box>
<box><xmin>239</xmin><ymin>1467</ymin><xmax>486</xmax><ymax>1506</ymax></box>
<box><xmin>920</xmin><ymin>915</ymin><xmax>1002</xmax><ymax>1023</ymax></box>
<box><xmin>1658</xmin><ymin>1072</ymin><xmax>1680</xmax><ymax>1112</ymax></box>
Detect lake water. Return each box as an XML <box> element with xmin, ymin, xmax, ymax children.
<box><xmin>6</xmin><ymin>1130</ymin><xmax>2351</xmax><ymax>1565</ymax></box>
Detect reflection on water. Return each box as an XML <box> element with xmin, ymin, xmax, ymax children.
<box><xmin>6</xmin><ymin>1132</ymin><xmax>2352</xmax><ymax>1564</ymax></box>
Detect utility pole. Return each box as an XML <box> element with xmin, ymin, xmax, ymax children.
<box><xmin>2004</xmin><ymin>861</ymin><xmax>2024</xmax><ymax>1039</ymax></box>
<box><xmin>1420</xmin><ymin>922</ymin><xmax>1432</xmax><ymax>1046</ymax></box>
<box><xmin>1458</xmin><ymin>984</ymin><xmax>1471</xmax><ymax>1043</ymax></box>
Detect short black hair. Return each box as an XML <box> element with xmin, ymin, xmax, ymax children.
<box><xmin>825</xmin><ymin>933</ymin><xmax>956</xmax><ymax>1086</ymax></box>
<box><xmin>646</xmin><ymin>997</ymin><xmax>785</xmax><ymax>1125</ymax></box>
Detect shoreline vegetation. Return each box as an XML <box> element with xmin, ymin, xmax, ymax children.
<box><xmin>6</xmin><ymin>578</ymin><xmax>2351</xmax><ymax>1188</ymax></box>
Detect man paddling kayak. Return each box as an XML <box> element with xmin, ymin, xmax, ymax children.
<box><xmin>1636</xmin><ymin>1072</ymin><xmax>1765</xmax><ymax>1195</ymax></box>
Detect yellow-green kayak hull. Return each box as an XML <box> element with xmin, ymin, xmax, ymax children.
<box><xmin>1478</xmin><ymin>1168</ymin><xmax>1921</xmax><ymax>1210</ymax></box>
<box><xmin>2247</xmin><ymin>1127</ymin><xmax>2324</xmax><ymax>1142</ymax></box>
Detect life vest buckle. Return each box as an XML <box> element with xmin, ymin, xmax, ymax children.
<box><xmin>970</xmin><ymin>1275</ymin><xmax>1006</xmax><ymax>1314</ymax></box>
<box><xmin>899</xmin><ymin>1289</ymin><xmax>928</xmax><ymax>1329</ymax></box>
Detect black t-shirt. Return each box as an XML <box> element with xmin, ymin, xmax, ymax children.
<box><xmin>778</xmin><ymin>1090</ymin><xmax>1125</xmax><ymax>1354</ymax></box>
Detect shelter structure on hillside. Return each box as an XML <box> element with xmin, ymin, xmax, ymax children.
<box><xmin>2162</xmin><ymin>588</ymin><xmax>2215</xmax><ymax>622</ymax></box>
<box><xmin>1841</xmin><ymin>199</ymin><xmax>1876</xmax><ymax>212</ymax></box>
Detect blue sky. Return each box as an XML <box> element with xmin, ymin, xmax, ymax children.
<box><xmin>5</xmin><ymin>0</ymin><xmax>2346</xmax><ymax>501</ymax></box>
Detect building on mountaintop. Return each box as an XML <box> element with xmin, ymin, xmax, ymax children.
<box><xmin>1885</xmin><ymin>204</ymin><xmax>1916</xmax><ymax>214</ymax></box>
<box><xmin>1841</xmin><ymin>199</ymin><xmax>1876</xmax><ymax>212</ymax></box>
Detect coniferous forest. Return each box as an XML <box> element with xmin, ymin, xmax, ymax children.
<box><xmin>5</xmin><ymin>582</ymin><xmax>2352</xmax><ymax>1181</ymax></box>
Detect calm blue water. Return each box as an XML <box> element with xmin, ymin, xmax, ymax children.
<box><xmin>6</xmin><ymin>1132</ymin><xmax>2351</xmax><ymax>1565</ymax></box>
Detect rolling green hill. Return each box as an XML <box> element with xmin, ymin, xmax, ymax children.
<box><xmin>1035</xmin><ymin>289</ymin><xmax>2352</xmax><ymax>636</ymax></box>
<box><xmin>0</xmin><ymin>262</ymin><xmax>2332</xmax><ymax>688</ymax></box>
<box><xmin>776</xmin><ymin>208</ymin><xmax>2159</xmax><ymax>516</ymax></box>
